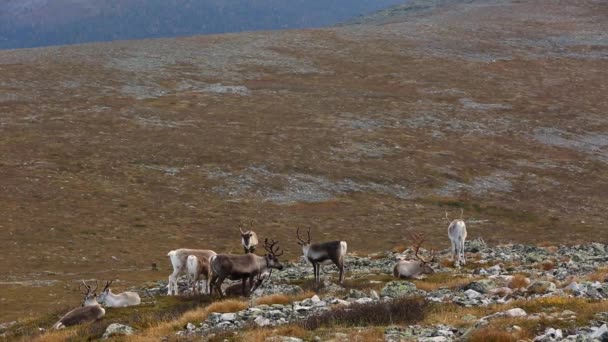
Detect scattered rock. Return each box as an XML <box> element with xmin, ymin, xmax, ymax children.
<box><xmin>381</xmin><ymin>281</ymin><xmax>425</xmax><ymax>298</ymax></box>
<box><xmin>102</xmin><ymin>323</ymin><xmax>135</xmax><ymax>339</ymax></box>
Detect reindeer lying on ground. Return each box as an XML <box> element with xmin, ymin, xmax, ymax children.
<box><xmin>167</xmin><ymin>248</ymin><xmax>216</xmax><ymax>295</ymax></box>
<box><xmin>52</xmin><ymin>281</ymin><xmax>105</xmax><ymax>329</ymax></box>
<box><xmin>446</xmin><ymin>209</ymin><xmax>467</xmax><ymax>267</ymax></box>
<box><xmin>98</xmin><ymin>280</ymin><xmax>141</xmax><ymax>307</ymax></box>
<box><xmin>209</xmin><ymin>239</ymin><xmax>284</xmax><ymax>297</ymax></box>
<box><xmin>297</xmin><ymin>227</ymin><xmax>347</xmax><ymax>285</ymax></box>
<box><xmin>186</xmin><ymin>255</ymin><xmax>212</xmax><ymax>294</ymax></box>
<box><xmin>393</xmin><ymin>232</ymin><xmax>436</xmax><ymax>279</ymax></box>
<box><xmin>240</xmin><ymin>221</ymin><xmax>259</xmax><ymax>254</ymax></box>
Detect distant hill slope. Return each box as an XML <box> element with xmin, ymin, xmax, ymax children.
<box><xmin>0</xmin><ymin>0</ymin><xmax>407</xmax><ymax>49</ymax></box>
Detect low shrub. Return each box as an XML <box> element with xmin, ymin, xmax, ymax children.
<box><xmin>301</xmin><ymin>296</ymin><xmax>426</xmax><ymax>330</ymax></box>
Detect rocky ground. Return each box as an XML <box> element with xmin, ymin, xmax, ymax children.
<box><xmin>89</xmin><ymin>241</ymin><xmax>608</xmax><ymax>341</ymax></box>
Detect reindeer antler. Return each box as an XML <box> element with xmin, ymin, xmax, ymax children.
<box><xmin>264</xmin><ymin>238</ymin><xmax>283</xmax><ymax>256</ymax></box>
<box><xmin>411</xmin><ymin>232</ymin><xmax>431</xmax><ymax>264</ymax></box>
<box><xmin>460</xmin><ymin>208</ymin><xmax>464</xmax><ymax>220</ymax></box>
<box><xmin>79</xmin><ymin>280</ymin><xmax>90</xmax><ymax>295</ymax></box>
<box><xmin>103</xmin><ymin>280</ymin><xmax>113</xmax><ymax>292</ymax></box>
<box><xmin>444</xmin><ymin>210</ymin><xmax>451</xmax><ymax>223</ymax></box>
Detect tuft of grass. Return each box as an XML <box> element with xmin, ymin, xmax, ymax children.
<box><xmin>587</xmin><ymin>268</ymin><xmax>608</xmax><ymax>282</ymax></box>
<box><xmin>301</xmin><ymin>296</ymin><xmax>426</xmax><ymax>330</ymax></box>
<box><xmin>508</xmin><ymin>274</ymin><xmax>529</xmax><ymax>289</ymax></box>
<box><xmin>32</xmin><ymin>329</ymin><xmax>79</xmax><ymax>342</ymax></box>
<box><xmin>206</xmin><ymin>299</ymin><xmax>248</xmax><ymax>313</ymax></box>
<box><xmin>468</xmin><ymin>328</ymin><xmax>517</xmax><ymax>342</ymax></box>
<box><xmin>413</xmin><ymin>273</ymin><xmax>477</xmax><ymax>292</ymax></box>
<box><xmin>349</xmin><ymin>327</ymin><xmax>384</xmax><ymax>341</ymax></box>
<box><xmin>254</xmin><ymin>294</ymin><xmax>290</xmax><ymax>306</ymax></box>
<box><xmin>392</xmin><ymin>244</ymin><xmax>407</xmax><ymax>253</ymax></box>
<box><xmin>539</xmin><ymin>260</ymin><xmax>555</xmax><ymax>271</ymax></box>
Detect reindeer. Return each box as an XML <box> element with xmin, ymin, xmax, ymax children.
<box><xmin>186</xmin><ymin>255</ymin><xmax>212</xmax><ymax>295</ymax></box>
<box><xmin>446</xmin><ymin>209</ymin><xmax>467</xmax><ymax>267</ymax></box>
<box><xmin>209</xmin><ymin>239</ymin><xmax>284</xmax><ymax>297</ymax></box>
<box><xmin>167</xmin><ymin>248</ymin><xmax>216</xmax><ymax>295</ymax></box>
<box><xmin>98</xmin><ymin>280</ymin><xmax>141</xmax><ymax>307</ymax></box>
<box><xmin>52</xmin><ymin>281</ymin><xmax>105</xmax><ymax>329</ymax></box>
<box><xmin>240</xmin><ymin>220</ymin><xmax>259</xmax><ymax>254</ymax></box>
<box><xmin>224</xmin><ymin>270</ymin><xmax>269</xmax><ymax>297</ymax></box>
<box><xmin>296</xmin><ymin>227</ymin><xmax>347</xmax><ymax>285</ymax></box>
<box><xmin>393</xmin><ymin>232</ymin><xmax>436</xmax><ymax>279</ymax></box>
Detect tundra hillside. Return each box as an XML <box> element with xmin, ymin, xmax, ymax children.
<box><xmin>0</xmin><ymin>0</ymin><xmax>606</xmax><ymax>323</ymax></box>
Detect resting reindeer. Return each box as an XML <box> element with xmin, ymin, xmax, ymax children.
<box><xmin>224</xmin><ymin>270</ymin><xmax>269</xmax><ymax>297</ymax></box>
<box><xmin>186</xmin><ymin>255</ymin><xmax>212</xmax><ymax>295</ymax></box>
<box><xmin>98</xmin><ymin>280</ymin><xmax>141</xmax><ymax>307</ymax></box>
<box><xmin>446</xmin><ymin>209</ymin><xmax>467</xmax><ymax>267</ymax></box>
<box><xmin>240</xmin><ymin>221</ymin><xmax>259</xmax><ymax>254</ymax></box>
<box><xmin>167</xmin><ymin>248</ymin><xmax>216</xmax><ymax>295</ymax></box>
<box><xmin>52</xmin><ymin>281</ymin><xmax>105</xmax><ymax>329</ymax></box>
<box><xmin>209</xmin><ymin>239</ymin><xmax>284</xmax><ymax>297</ymax></box>
<box><xmin>393</xmin><ymin>232</ymin><xmax>436</xmax><ymax>279</ymax></box>
<box><xmin>296</xmin><ymin>227</ymin><xmax>347</xmax><ymax>285</ymax></box>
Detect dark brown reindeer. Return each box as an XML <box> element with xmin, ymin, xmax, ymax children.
<box><xmin>209</xmin><ymin>239</ymin><xmax>284</xmax><ymax>297</ymax></box>
<box><xmin>296</xmin><ymin>227</ymin><xmax>347</xmax><ymax>285</ymax></box>
<box><xmin>239</xmin><ymin>220</ymin><xmax>259</xmax><ymax>254</ymax></box>
<box><xmin>52</xmin><ymin>281</ymin><xmax>105</xmax><ymax>329</ymax></box>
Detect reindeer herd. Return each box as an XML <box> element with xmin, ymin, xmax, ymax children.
<box><xmin>51</xmin><ymin>211</ymin><xmax>468</xmax><ymax>330</ymax></box>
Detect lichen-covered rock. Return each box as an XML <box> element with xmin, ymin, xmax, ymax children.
<box><xmin>381</xmin><ymin>281</ymin><xmax>425</xmax><ymax>298</ymax></box>
<box><xmin>527</xmin><ymin>281</ymin><xmax>557</xmax><ymax>294</ymax></box>
<box><xmin>102</xmin><ymin>323</ymin><xmax>135</xmax><ymax>339</ymax></box>
<box><xmin>464</xmin><ymin>279</ymin><xmax>496</xmax><ymax>294</ymax></box>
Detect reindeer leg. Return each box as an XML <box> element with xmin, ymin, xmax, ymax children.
<box><xmin>242</xmin><ymin>278</ymin><xmax>248</xmax><ymax>297</ymax></box>
<box><xmin>338</xmin><ymin>262</ymin><xmax>344</xmax><ymax>284</ymax></box>
<box><xmin>215</xmin><ymin>275</ymin><xmax>226</xmax><ymax>298</ymax></box>
<box><xmin>460</xmin><ymin>238</ymin><xmax>466</xmax><ymax>265</ymax></box>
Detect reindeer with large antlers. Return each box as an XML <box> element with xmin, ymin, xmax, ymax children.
<box><xmin>446</xmin><ymin>209</ymin><xmax>468</xmax><ymax>267</ymax></box>
<box><xmin>393</xmin><ymin>232</ymin><xmax>436</xmax><ymax>279</ymax></box>
<box><xmin>209</xmin><ymin>238</ymin><xmax>284</xmax><ymax>297</ymax></box>
<box><xmin>52</xmin><ymin>281</ymin><xmax>105</xmax><ymax>329</ymax></box>
<box><xmin>297</xmin><ymin>227</ymin><xmax>348</xmax><ymax>285</ymax></box>
<box><xmin>98</xmin><ymin>280</ymin><xmax>141</xmax><ymax>307</ymax></box>
<box><xmin>239</xmin><ymin>220</ymin><xmax>259</xmax><ymax>254</ymax></box>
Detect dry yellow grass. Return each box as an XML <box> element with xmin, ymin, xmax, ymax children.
<box><xmin>241</xmin><ymin>325</ymin><xmax>307</xmax><ymax>342</ymax></box>
<box><xmin>31</xmin><ymin>329</ymin><xmax>79</xmax><ymax>342</ymax></box>
<box><xmin>206</xmin><ymin>299</ymin><xmax>249</xmax><ymax>313</ymax></box>
<box><xmin>413</xmin><ymin>274</ymin><xmax>477</xmax><ymax>292</ymax></box>
<box><xmin>468</xmin><ymin>328</ymin><xmax>516</xmax><ymax>342</ymax></box>
<box><xmin>587</xmin><ymin>268</ymin><xmax>608</xmax><ymax>282</ymax></box>
<box><xmin>125</xmin><ymin>299</ymin><xmax>247</xmax><ymax>341</ymax></box>
<box><xmin>349</xmin><ymin>327</ymin><xmax>384</xmax><ymax>341</ymax></box>
<box><xmin>254</xmin><ymin>294</ymin><xmax>291</xmax><ymax>306</ymax></box>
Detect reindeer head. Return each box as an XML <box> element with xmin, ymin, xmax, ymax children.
<box><xmin>97</xmin><ymin>280</ymin><xmax>113</xmax><ymax>303</ymax></box>
<box><xmin>411</xmin><ymin>232</ymin><xmax>436</xmax><ymax>275</ymax></box>
<box><xmin>79</xmin><ymin>280</ymin><xmax>99</xmax><ymax>307</ymax></box>
<box><xmin>240</xmin><ymin>220</ymin><xmax>255</xmax><ymax>246</ymax></box>
<box><xmin>296</xmin><ymin>227</ymin><xmax>312</xmax><ymax>247</ymax></box>
<box><xmin>263</xmin><ymin>238</ymin><xmax>284</xmax><ymax>270</ymax></box>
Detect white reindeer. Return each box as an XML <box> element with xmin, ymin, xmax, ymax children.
<box><xmin>167</xmin><ymin>248</ymin><xmax>216</xmax><ymax>295</ymax></box>
<box><xmin>186</xmin><ymin>255</ymin><xmax>212</xmax><ymax>295</ymax></box>
<box><xmin>239</xmin><ymin>220</ymin><xmax>259</xmax><ymax>254</ymax></box>
<box><xmin>447</xmin><ymin>209</ymin><xmax>467</xmax><ymax>267</ymax></box>
<box><xmin>97</xmin><ymin>280</ymin><xmax>141</xmax><ymax>307</ymax></box>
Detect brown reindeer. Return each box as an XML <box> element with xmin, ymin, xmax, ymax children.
<box><xmin>209</xmin><ymin>239</ymin><xmax>284</xmax><ymax>297</ymax></box>
<box><xmin>52</xmin><ymin>281</ymin><xmax>105</xmax><ymax>329</ymax></box>
<box><xmin>393</xmin><ymin>232</ymin><xmax>435</xmax><ymax>279</ymax></box>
